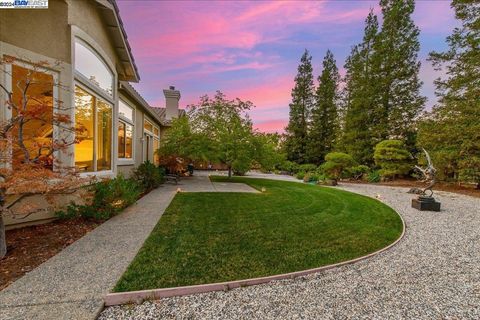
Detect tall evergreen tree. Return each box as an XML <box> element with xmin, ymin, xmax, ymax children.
<box><xmin>308</xmin><ymin>50</ymin><xmax>340</xmax><ymax>164</ymax></box>
<box><xmin>340</xmin><ymin>11</ymin><xmax>380</xmax><ymax>165</ymax></box>
<box><xmin>418</xmin><ymin>0</ymin><xmax>480</xmax><ymax>187</ymax></box>
<box><xmin>285</xmin><ymin>49</ymin><xmax>315</xmax><ymax>163</ymax></box>
<box><xmin>373</xmin><ymin>0</ymin><xmax>426</xmax><ymax>147</ymax></box>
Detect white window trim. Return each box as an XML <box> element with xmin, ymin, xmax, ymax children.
<box><xmin>2</xmin><ymin>59</ymin><xmax>60</xmax><ymax>170</ymax></box>
<box><xmin>72</xmin><ymin>29</ymin><xmax>117</xmax><ymax>176</ymax></box>
<box><xmin>143</xmin><ymin>117</ymin><xmax>161</xmax><ymax>164</ymax></box>
<box><xmin>117</xmin><ymin>99</ymin><xmax>135</xmax><ymax>165</ymax></box>
<box><xmin>71</xmin><ymin>26</ymin><xmax>118</xmax><ymax>177</ymax></box>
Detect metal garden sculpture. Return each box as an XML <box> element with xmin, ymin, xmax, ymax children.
<box><xmin>411</xmin><ymin>148</ymin><xmax>441</xmax><ymax>211</ymax></box>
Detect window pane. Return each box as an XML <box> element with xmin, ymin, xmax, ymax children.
<box><xmin>153</xmin><ymin>127</ymin><xmax>159</xmax><ymax>137</ymax></box>
<box><xmin>97</xmin><ymin>99</ymin><xmax>112</xmax><ymax>171</ymax></box>
<box><xmin>74</xmin><ymin>86</ymin><xmax>94</xmax><ymax>172</ymax></box>
<box><xmin>153</xmin><ymin>138</ymin><xmax>160</xmax><ymax>166</ymax></box>
<box><xmin>11</xmin><ymin>65</ymin><xmax>54</xmax><ymax>169</ymax></box>
<box><xmin>118</xmin><ymin>121</ymin><xmax>125</xmax><ymax>158</ymax></box>
<box><xmin>75</xmin><ymin>40</ymin><xmax>113</xmax><ymax>95</ymax></box>
<box><xmin>125</xmin><ymin>124</ymin><xmax>133</xmax><ymax>159</ymax></box>
<box><xmin>119</xmin><ymin>100</ymin><xmax>134</xmax><ymax>122</ymax></box>
<box><xmin>144</xmin><ymin>120</ymin><xmax>153</xmax><ymax>132</ymax></box>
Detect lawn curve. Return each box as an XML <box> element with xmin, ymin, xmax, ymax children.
<box><xmin>114</xmin><ymin>177</ymin><xmax>403</xmax><ymax>292</ymax></box>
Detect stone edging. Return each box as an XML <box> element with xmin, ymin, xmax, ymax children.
<box><xmin>104</xmin><ymin>201</ymin><xmax>406</xmax><ymax>307</ymax></box>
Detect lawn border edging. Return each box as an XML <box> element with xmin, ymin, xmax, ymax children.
<box><xmin>104</xmin><ymin>203</ymin><xmax>406</xmax><ymax>307</ymax></box>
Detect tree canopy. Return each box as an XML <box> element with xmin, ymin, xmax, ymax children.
<box><xmin>285</xmin><ymin>49</ymin><xmax>315</xmax><ymax>164</ymax></box>
<box><xmin>418</xmin><ymin>0</ymin><xmax>480</xmax><ymax>187</ymax></box>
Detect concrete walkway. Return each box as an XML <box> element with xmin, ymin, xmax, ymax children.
<box><xmin>0</xmin><ymin>184</ymin><xmax>179</xmax><ymax>320</ymax></box>
<box><xmin>179</xmin><ymin>172</ymin><xmax>259</xmax><ymax>193</ymax></box>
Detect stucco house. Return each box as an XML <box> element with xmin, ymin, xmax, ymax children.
<box><xmin>0</xmin><ymin>0</ymin><xmax>182</xmax><ymax>227</ymax></box>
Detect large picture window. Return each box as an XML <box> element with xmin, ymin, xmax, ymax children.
<box><xmin>11</xmin><ymin>64</ymin><xmax>54</xmax><ymax>169</ymax></box>
<box><xmin>118</xmin><ymin>100</ymin><xmax>134</xmax><ymax>159</ymax></box>
<box><xmin>74</xmin><ymin>37</ymin><xmax>114</xmax><ymax>173</ymax></box>
<box><xmin>74</xmin><ymin>86</ymin><xmax>112</xmax><ymax>172</ymax></box>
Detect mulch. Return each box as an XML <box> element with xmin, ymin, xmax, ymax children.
<box><xmin>0</xmin><ymin>218</ymin><xmax>100</xmax><ymax>291</ymax></box>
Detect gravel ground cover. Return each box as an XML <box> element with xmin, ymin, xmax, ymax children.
<box><xmin>99</xmin><ymin>179</ymin><xmax>480</xmax><ymax>320</ymax></box>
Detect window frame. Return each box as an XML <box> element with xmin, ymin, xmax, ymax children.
<box><xmin>72</xmin><ymin>35</ymin><xmax>116</xmax><ymax>176</ymax></box>
<box><xmin>73</xmin><ymin>83</ymin><xmax>114</xmax><ymax>174</ymax></box>
<box><xmin>74</xmin><ymin>38</ymin><xmax>114</xmax><ymax>99</ymax></box>
<box><xmin>2</xmin><ymin>59</ymin><xmax>60</xmax><ymax>170</ymax></box>
<box><xmin>117</xmin><ymin>99</ymin><xmax>135</xmax><ymax>164</ymax></box>
<box><xmin>143</xmin><ymin>117</ymin><xmax>160</xmax><ymax>165</ymax></box>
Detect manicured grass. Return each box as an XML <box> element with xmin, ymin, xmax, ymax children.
<box><xmin>114</xmin><ymin>177</ymin><xmax>403</xmax><ymax>292</ymax></box>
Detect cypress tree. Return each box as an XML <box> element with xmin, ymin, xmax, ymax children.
<box><xmin>340</xmin><ymin>11</ymin><xmax>380</xmax><ymax>165</ymax></box>
<box><xmin>308</xmin><ymin>50</ymin><xmax>340</xmax><ymax>164</ymax></box>
<box><xmin>418</xmin><ymin>0</ymin><xmax>480</xmax><ymax>187</ymax></box>
<box><xmin>373</xmin><ymin>0</ymin><xmax>426</xmax><ymax>147</ymax></box>
<box><xmin>285</xmin><ymin>49</ymin><xmax>315</xmax><ymax>164</ymax></box>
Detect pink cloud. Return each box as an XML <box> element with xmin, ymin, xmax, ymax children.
<box><xmin>254</xmin><ymin>119</ymin><xmax>288</xmax><ymax>133</ymax></box>
<box><xmin>224</xmin><ymin>75</ymin><xmax>293</xmax><ymax>109</ymax></box>
<box><xmin>118</xmin><ymin>1</ymin><xmax>457</xmax><ymax>133</ymax></box>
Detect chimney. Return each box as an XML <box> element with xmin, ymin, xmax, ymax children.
<box><xmin>163</xmin><ymin>86</ymin><xmax>180</xmax><ymax>121</ymax></box>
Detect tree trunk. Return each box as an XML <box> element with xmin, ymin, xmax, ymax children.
<box><xmin>228</xmin><ymin>166</ymin><xmax>232</xmax><ymax>179</ymax></box>
<box><xmin>0</xmin><ymin>215</ymin><xmax>6</xmax><ymax>259</ymax></box>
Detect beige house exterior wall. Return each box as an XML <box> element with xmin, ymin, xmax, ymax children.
<box><xmin>0</xmin><ymin>0</ymin><xmax>70</xmax><ymax>63</ymax></box>
<box><xmin>66</xmin><ymin>0</ymin><xmax>124</xmax><ymax>78</ymax></box>
<box><xmin>0</xmin><ymin>0</ymin><xmax>162</xmax><ymax>228</ymax></box>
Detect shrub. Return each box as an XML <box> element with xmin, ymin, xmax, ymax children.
<box><xmin>350</xmin><ymin>165</ymin><xmax>370</xmax><ymax>180</ymax></box>
<box><xmin>321</xmin><ymin>152</ymin><xmax>356</xmax><ymax>181</ymax></box>
<box><xmin>133</xmin><ymin>161</ymin><xmax>164</xmax><ymax>191</ymax></box>
<box><xmin>56</xmin><ymin>175</ymin><xmax>141</xmax><ymax>220</ymax></box>
<box><xmin>278</xmin><ymin>160</ymin><xmax>298</xmax><ymax>174</ymax></box>
<box><xmin>233</xmin><ymin>157</ymin><xmax>251</xmax><ymax>176</ymax></box>
<box><xmin>374</xmin><ymin>140</ymin><xmax>413</xmax><ymax>179</ymax></box>
<box><xmin>367</xmin><ymin>170</ymin><xmax>381</xmax><ymax>183</ymax></box>
<box><xmin>296</xmin><ymin>171</ymin><xmax>306</xmax><ymax>180</ymax></box>
<box><xmin>158</xmin><ymin>166</ymin><xmax>166</xmax><ymax>177</ymax></box>
<box><xmin>299</xmin><ymin>164</ymin><xmax>317</xmax><ymax>173</ymax></box>
<box><xmin>303</xmin><ymin>172</ymin><xmax>322</xmax><ymax>183</ymax></box>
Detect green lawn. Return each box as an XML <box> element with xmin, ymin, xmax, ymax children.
<box><xmin>114</xmin><ymin>177</ymin><xmax>403</xmax><ymax>292</ymax></box>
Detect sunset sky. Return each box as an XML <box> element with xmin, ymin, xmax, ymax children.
<box><xmin>116</xmin><ymin>0</ymin><xmax>458</xmax><ymax>133</ymax></box>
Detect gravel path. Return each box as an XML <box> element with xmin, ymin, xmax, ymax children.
<box><xmin>99</xmin><ymin>177</ymin><xmax>480</xmax><ymax>319</ymax></box>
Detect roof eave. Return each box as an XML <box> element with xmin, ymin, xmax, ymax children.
<box><xmin>119</xmin><ymin>82</ymin><xmax>167</xmax><ymax>126</ymax></box>
<box><xmin>95</xmin><ymin>0</ymin><xmax>140</xmax><ymax>82</ymax></box>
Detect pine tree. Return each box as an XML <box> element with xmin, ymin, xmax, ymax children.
<box><xmin>373</xmin><ymin>0</ymin><xmax>426</xmax><ymax>147</ymax></box>
<box><xmin>285</xmin><ymin>49</ymin><xmax>315</xmax><ymax>164</ymax></box>
<box><xmin>339</xmin><ymin>11</ymin><xmax>380</xmax><ymax>165</ymax></box>
<box><xmin>418</xmin><ymin>0</ymin><xmax>480</xmax><ymax>187</ymax></box>
<box><xmin>308</xmin><ymin>50</ymin><xmax>340</xmax><ymax>164</ymax></box>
